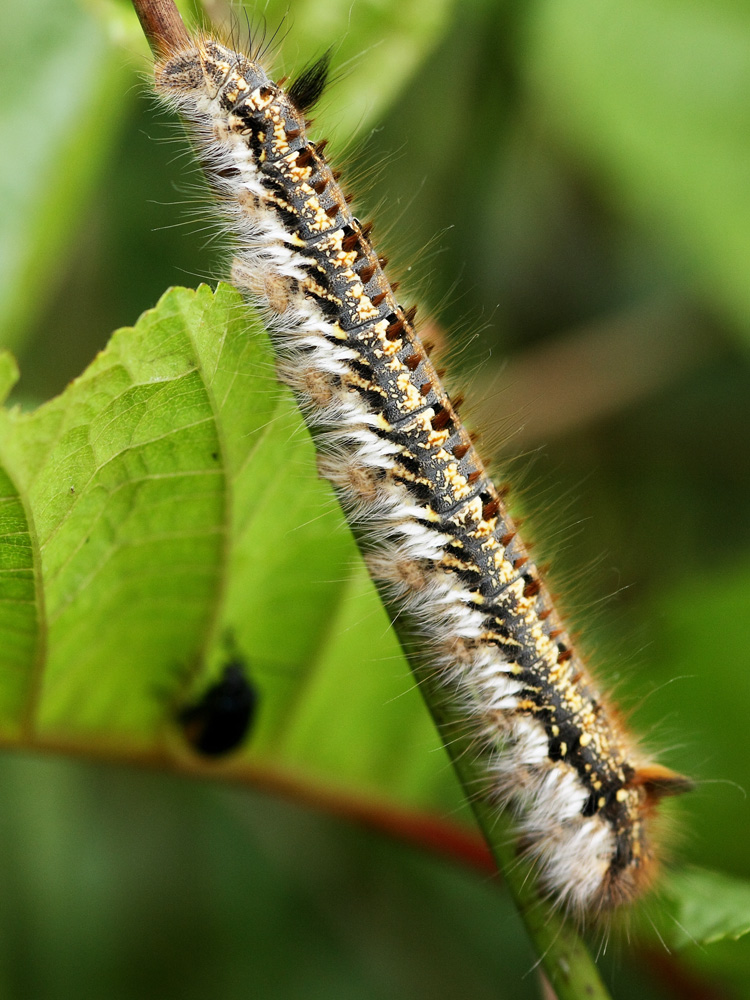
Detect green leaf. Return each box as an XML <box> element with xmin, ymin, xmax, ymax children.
<box><xmin>0</xmin><ymin>0</ymin><xmax>134</xmax><ymax>352</ymax></box>
<box><xmin>657</xmin><ymin>867</ymin><xmax>750</xmax><ymax>949</ymax></box>
<box><xmin>0</xmin><ymin>353</ymin><xmax>19</xmax><ymax>404</ymax></box>
<box><xmin>524</xmin><ymin>0</ymin><xmax>750</xmax><ymax>338</ymax></box>
<box><xmin>0</xmin><ymin>284</ymin><xmax>464</xmax><ymax>821</ymax></box>
<box><xmin>0</xmin><ymin>455</ymin><xmax>37</xmax><ymax>737</ymax></box>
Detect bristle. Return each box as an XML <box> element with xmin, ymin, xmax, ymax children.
<box><xmin>287</xmin><ymin>50</ymin><xmax>331</xmax><ymax>112</ymax></box>
<box><xmin>523</xmin><ymin>579</ymin><xmax>541</xmax><ymax>599</ymax></box>
<box><xmin>296</xmin><ymin>147</ymin><xmax>314</xmax><ymax>168</ymax></box>
<box><xmin>631</xmin><ymin>765</ymin><xmax>696</xmax><ymax>800</ymax></box>
<box><xmin>430</xmin><ymin>409</ymin><xmax>452</xmax><ymax>431</ymax></box>
<box><xmin>482</xmin><ymin>500</ymin><xmax>502</xmax><ymax>524</ymax></box>
<box><xmin>386</xmin><ymin>319</ymin><xmax>404</xmax><ymax>341</ymax></box>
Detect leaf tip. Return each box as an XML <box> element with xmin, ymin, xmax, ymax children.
<box><xmin>0</xmin><ymin>352</ymin><xmax>20</xmax><ymax>405</ymax></box>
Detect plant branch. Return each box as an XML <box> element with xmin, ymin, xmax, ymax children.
<box><xmin>394</xmin><ymin>634</ymin><xmax>614</xmax><ymax>1000</ymax></box>
<box><xmin>131</xmin><ymin>0</ymin><xmax>191</xmax><ymax>56</ymax></box>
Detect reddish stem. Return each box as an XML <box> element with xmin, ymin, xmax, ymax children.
<box><xmin>131</xmin><ymin>0</ymin><xmax>191</xmax><ymax>57</ymax></box>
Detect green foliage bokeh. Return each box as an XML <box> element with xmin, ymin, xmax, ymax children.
<box><xmin>1</xmin><ymin>0</ymin><xmax>750</xmax><ymax>997</ymax></box>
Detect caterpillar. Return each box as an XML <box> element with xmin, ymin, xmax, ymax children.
<box><xmin>131</xmin><ymin>0</ymin><xmax>691</xmax><ymax>918</ymax></box>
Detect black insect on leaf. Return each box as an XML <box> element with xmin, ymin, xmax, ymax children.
<box><xmin>178</xmin><ymin>658</ymin><xmax>257</xmax><ymax>757</ymax></box>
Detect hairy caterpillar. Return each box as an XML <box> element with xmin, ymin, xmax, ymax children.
<box><xmin>131</xmin><ymin>0</ymin><xmax>691</xmax><ymax>918</ymax></box>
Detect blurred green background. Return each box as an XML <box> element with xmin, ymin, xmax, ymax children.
<box><xmin>1</xmin><ymin>0</ymin><xmax>750</xmax><ymax>996</ymax></box>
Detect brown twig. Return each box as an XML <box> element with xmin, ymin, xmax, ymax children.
<box><xmin>131</xmin><ymin>0</ymin><xmax>191</xmax><ymax>57</ymax></box>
